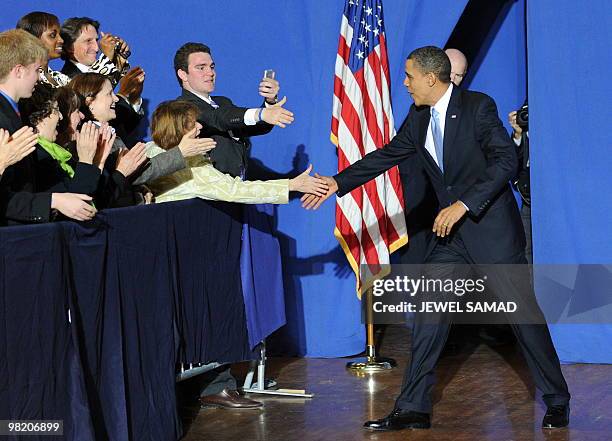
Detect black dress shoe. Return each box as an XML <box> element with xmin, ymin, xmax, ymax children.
<box><xmin>542</xmin><ymin>404</ymin><xmax>569</xmax><ymax>428</ymax></box>
<box><xmin>364</xmin><ymin>409</ymin><xmax>431</xmax><ymax>431</ymax></box>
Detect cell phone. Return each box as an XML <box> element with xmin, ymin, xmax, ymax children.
<box><xmin>114</xmin><ymin>41</ymin><xmax>131</xmax><ymax>59</ymax></box>
<box><xmin>263</xmin><ymin>69</ymin><xmax>275</xmax><ymax>79</ymax></box>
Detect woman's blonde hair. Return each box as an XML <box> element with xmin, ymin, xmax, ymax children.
<box><xmin>151</xmin><ymin>100</ymin><xmax>199</xmax><ymax>149</ymax></box>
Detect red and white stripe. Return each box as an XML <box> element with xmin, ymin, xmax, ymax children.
<box><xmin>332</xmin><ymin>14</ymin><xmax>408</xmax><ymax>296</ymax></box>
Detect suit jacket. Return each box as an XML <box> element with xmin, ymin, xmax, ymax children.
<box><xmin>335</xmin><ymin>86</ymin><xmax>525</xmax><ymax>263</ymax></box>
<box><xmin>179</xmin><ymin>89</ymin><xmax>273</xmax><ymax>178</ymax></box>
<box><xmin>34</xmin><ymin>144</ymin><xmax>101</xmax><ymax>194</ymax></box>
<box><xmin>0</xmin><ymin>95</ymin><xmax>51</xmax><ymax>225</ymax></box>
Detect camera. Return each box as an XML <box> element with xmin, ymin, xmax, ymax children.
<box><xmin>516</xmin><ymin>101</ymin><xmax>528</xmax><ymax>130</ymax></box>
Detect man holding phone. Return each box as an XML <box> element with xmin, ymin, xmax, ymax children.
<box><xmin>175</xmin><ymin>42</ymin><xmax>293</xmax><ymax>178</ymax></box>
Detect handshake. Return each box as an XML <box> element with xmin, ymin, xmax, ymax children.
<box><xmin>292</xmin><ymin>171</ymin><xmax>337</xmax><ymax>209</ymax></box>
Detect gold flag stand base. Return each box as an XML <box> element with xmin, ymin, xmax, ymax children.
<box><xmin>346</xmin><ymin>344</ymin><xmax>396</xmax><ymax>372</ymax></box>
<box><xmin>346</xmin><ymin>286</ymin><xmax>397</xmax><ymax>373</ymax></box>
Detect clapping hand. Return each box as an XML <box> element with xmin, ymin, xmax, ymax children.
<box><xmin>118</xmin><ymin>67</ymin><xmax>145</xmax><ymax>103</ymax></box>
<box><xmin>0</xmin><ymin>127</ymin><xmax>38</xmax><ymax>174</ymax></box>
<box><xmin>115</xmin><ymin>142</ymin><xmax>148</xmax><ymax>178</ymax></box>
<box><xmin>75</xmin><ymin>121</ymin><xmax>99</xmax><ymax>164</ymax></box>
<box><xmin>93</xmin><ymin>123</ymin><xmax>116</xmax><ymax>170</ymax></box>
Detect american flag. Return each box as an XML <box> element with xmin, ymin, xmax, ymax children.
<box><xmin>332</xmin><ymin>0</ymin><xmax>407</xmax><ymax>296</ymax></box>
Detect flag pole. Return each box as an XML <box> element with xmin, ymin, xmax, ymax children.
<box><xmin>346</xmin><ymin>287</ymin><xmax>396</xmax><ymax>372</ymax></box>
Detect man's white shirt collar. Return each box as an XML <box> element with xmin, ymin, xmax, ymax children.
<box><xmin>71</xmin><ymin>60</ymin><xmax>91</xmax><ymax>73</ymax></box>
<box><xmin>432</xmin><ymin>83</ymin><xmax>453</xmax><ymax>121</ymax></box>
<box><xmin>190</xmin><ymin>90</ymin><xmax>214</xmax><ymax>106</ymax></box>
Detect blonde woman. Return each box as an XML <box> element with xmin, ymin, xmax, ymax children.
<box><xmin>145</xmin><ymin>100</ymin><xmax>328</xmax><ymax>204</ymax></box>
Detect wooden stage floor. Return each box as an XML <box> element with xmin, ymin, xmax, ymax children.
<box><xmin>179</xmin><ymin>325</ymin><xmax>612</xmax><ymax>441</ymax></box>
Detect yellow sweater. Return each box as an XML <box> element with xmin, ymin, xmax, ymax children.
<box><xmin>144</xmin><ymin>142</ymin><xmax>289</xmax><ymax>204</ymax></box>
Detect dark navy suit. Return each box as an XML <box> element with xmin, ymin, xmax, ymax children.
<box><xmin>335</xmin><ymin>85</ymin><xmax>569</xmax><ymax>413</ymax></box>
<box><xmin>0</xmin><ymin>95</ymin><xmax>51</xmax><ymax>225</ymax></box>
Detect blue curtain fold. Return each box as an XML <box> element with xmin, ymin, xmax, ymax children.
<box><xmin>0</xmin><ymin>200</ymin><xmax>268</xmax><ymax>440</ymax></box>
<box><xmin>527</xmin><ymin>0</ymin><xmax>612</xmax><ymax>363</ymax></box>
<box><xmin>0</xmin><ymin>225</ymin><xmax>95</xmax><ymax>441</ymax></box>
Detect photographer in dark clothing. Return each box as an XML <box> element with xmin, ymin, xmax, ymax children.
<box><xmin>509</xmin><ymin>101</ymin><xmax>532</xmax><ymax>263</ymax></box>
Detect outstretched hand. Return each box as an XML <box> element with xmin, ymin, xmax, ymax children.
<box><xmin>300</xmin><ymin>174</ymin><xmax>338</xmax><ymax>209</ymax></box>
<box><xmin>261</xmin><ymin>96</ymin><xmax>294</xmax><ymax>128</ymax></box>
<box><xmin>178</xmin><ymin>128</ymin><xmax>216</xmax><ymax>157</ymax></box>
<box><xmin>288</xmin><ymin>164</ymin><xmax>329</xmax><ymax>196</ymax></box>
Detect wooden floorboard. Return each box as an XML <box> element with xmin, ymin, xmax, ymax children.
<box><xmin>179</xmin><ymin>325</ymin><xmax>612</xmax><ymax>441</ymax></box>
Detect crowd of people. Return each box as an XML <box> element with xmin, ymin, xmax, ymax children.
<box><xmin>0</xmin><ymin>11</ymin><xmax>328</xmax><ymax>226</ymax></box>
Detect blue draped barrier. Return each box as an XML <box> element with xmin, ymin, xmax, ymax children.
<box><xmin>0</xmin><ymin>200</ymin><xmax>284</xmax><ymax>440</ymax></box>
<box><xmin>0</xmin><ymin>225</ymin><xmax>95</xmax><ymax>441</ymax></box>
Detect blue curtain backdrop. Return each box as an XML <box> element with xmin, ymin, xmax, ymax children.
<box><xmin>527</xmin><ymin>0</ymin><xmax>612</xmax><ymax>363</ymax></box>
<box><xmin>4</xmin><ymin>1</ymin><xmax>608</xmax><ymax>361</ymax></box>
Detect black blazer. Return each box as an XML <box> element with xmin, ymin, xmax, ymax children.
<box><xmin>335</xmin><ymin>86</ymin><xmax>525</xmax><ymax>263</ymax></box>
<box><xmin>34</xmin><ymin>144</ymin><xmax>101</xmax><ymax>194</ymax></box>
<box><xmin>0</xmin><ymin>95</ymin><xmax>51</xmax><ymax>225</ymax></box>
<box><xmin>179</xmin><ymin>89</ymin><xmax>273</xmax><ymax>178</ymax></box>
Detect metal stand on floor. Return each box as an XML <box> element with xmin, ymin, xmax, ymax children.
<box><xmin>242</xmin><ymin>340</ymin><xmax>314</xmax><ymax>398</ymax></box>
<box><xmin>176</xmin><ymin>362</ymin><xmax>223</xmax><ymax>382</ymax></box>
<box><xmin>346</xmin><ymin>287</ymin><xmax>396</xmax><ymax>373</ymax></box>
